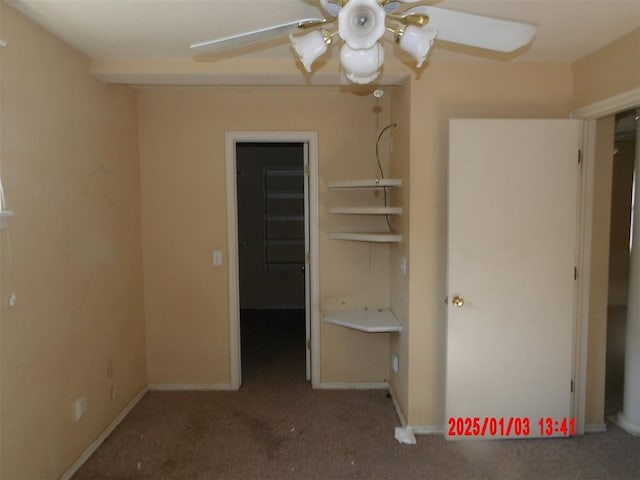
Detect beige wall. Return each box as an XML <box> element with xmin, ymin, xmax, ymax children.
<box><xmin>138</xmin><ymin>86</ymin><xmax>393</xmax><ymax>386</ymax></box>
<box><xmin>572</xmin><ymin>28</ymin><xmax>640</xmax><ymax>109</ymax></box>
<box><xmin>137</xmin><ymin>63</ymin><xmax>583</xmax><ymax>424</ymax></box>
<box><xmin>406</xmin><ymin>62</ymin><xmax>574</xmax><ymax>427</ymax></box>
<box><xmin>389</xmin><ymin>82</ymin><xmax>411</xmax><ymax>419</ymax></box>
<box><xmin>111</xmin><ymin>27</ymin><xmax>640</xmax><ymax>431</ymax></box>
<box><xmin>403</xmin><ymin>28</ymin><xmax>639</xmax><ymax>427</ymax></box>
<box><xmin>0</xmin><ymin>6</ymin><xmax>146</xmax><ymax>478</ymax></box>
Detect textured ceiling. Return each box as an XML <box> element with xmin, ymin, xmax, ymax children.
<box><xmin>6</xmin><ymin>0</ymin><xmax>640</xmax><ymax>63</ymax></box>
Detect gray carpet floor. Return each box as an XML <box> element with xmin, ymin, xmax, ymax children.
<box><xmin>73</xmin><ymin>310</ymin><xmax>640</xmax><ymax>479</ymax></box>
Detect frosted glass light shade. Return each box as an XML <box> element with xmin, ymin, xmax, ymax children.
<box><xmin>340</xmin><ymin>43</ymin><xmax>384</xmax><ymax>84</ymax></box>
<box><xmin>338</xmin><ymin>0</ymin><xmax>386</xmax><ymax>50</ymax></box>
<box><xmin>399</xmin><ymin>26</ymin><xmax>437</xmax><ymax>68</ymax></box>
<box><xmin>290</xmin><ymin>30</ymin><xmax>329</xmax><ymax>72</ymax></box>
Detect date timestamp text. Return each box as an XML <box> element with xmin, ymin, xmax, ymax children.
<box><xmin>447</xmin><ymin>416</ymin><xmax>575</xmax><ymax>437</ymax></box>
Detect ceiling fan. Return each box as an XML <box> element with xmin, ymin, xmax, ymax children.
<box><xmin>191</xmin><ymin>0</ymin><xmax>537</xmax><ymax>84</ymax></box>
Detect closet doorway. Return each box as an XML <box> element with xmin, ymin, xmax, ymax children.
<box><xmin>225</xmin><ymin>133</ymin><xmax>319</xmax><ymax>389</ymax></box>
<box><xmin>605</xmin><ymin>109</ymin><xmax>637</xmax><ymax>418</ymax></box>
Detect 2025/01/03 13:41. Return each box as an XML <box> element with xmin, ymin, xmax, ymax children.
<box><xmin>447</xmin><ymin>417</ymin><xmax>576</xmax><ymax>437</ymax></box>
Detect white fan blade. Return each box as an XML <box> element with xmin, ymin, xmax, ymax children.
<box><xmin>191</xmin><ymin>18</ymin><xmax>327</xmax><ymax>54</ymax></box>
<box><xmin>406</xmin><ymin>6</ymin><xmax>537</xmax><ymax>53</ymax></box>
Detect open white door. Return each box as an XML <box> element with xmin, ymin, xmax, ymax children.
<box><xmin>446</xmin><ymin>119</ymin><xmax>582</xmax><ymax>439</ymax></box>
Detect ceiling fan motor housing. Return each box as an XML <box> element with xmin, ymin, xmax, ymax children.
<box><xmin>338</xmin><ymin>0</ymin><xmax>386</xmax><ymax>49</ymax></box>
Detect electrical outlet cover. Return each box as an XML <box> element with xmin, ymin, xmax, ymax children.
<box><xmin>74</xmin><ymin>396</ymin><xmax>88</xmax><ymax>421</ymax></box>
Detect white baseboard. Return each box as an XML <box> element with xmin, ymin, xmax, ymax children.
<box><xmin>59</xmin><ymin>386</ymin><xmax>148</xmax><ymax>480</ymax></box>
<box><xmin>584</xmin><ymin>423</ymin><xmax>607</xmax><ymax>433</ymax></box>
<box><xmin>411</xmin><ymin>425</ymin><xmax>444</xmax><ymax>435</ymax></box>
<box><xmin>386</xmin><ymin>385</ymin><xmax>442</xmax><ymax>435</ymax></box>
<box><xmin>387</xmin><ymin>384</ymin><xmax>407</xmax><ymax>427</ymax></box>
<box><xmin>316</xmin><ymin>381</ymin><xmax>389</xmax><ymax>390</ymax></box>
<box><xmin>148</xmin><ymin>383</ymin><xmax>233</xmax><ymax>391</ymax></box>
<box><xmin>610</xmin><ymin>413</ymin><xmax>640</xmax><ymax>436</ymax></box>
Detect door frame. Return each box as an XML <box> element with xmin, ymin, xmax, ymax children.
<box><xmin>225</xmin><ymin>131</ymin><xmax>320</xmax><ymax>389</ymax></box>
<box><xmin>572</xmin><ymin>87</ymin><xmax>640</xmax><ymax>434</ymax></box>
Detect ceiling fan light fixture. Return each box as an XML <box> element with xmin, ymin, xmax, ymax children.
<box><xmin>340</xmin><ymin>42</ymin><xmax>385</xmax><ymax>84</ymax></box>
<box><xmin>338</xmin><ymin>0</ymin><xmax>386</xmax><ymax>49</ymax></box>
<box><xmin>397</xmin><ymin>25</ymin><xmax>437</xmax><ymax>68</ymax></box>
<box><xmin>192</xmin><ymin>1</ymin><xmax>539</xmax><ymax>85</ymax></box>
<box><xmin>290</xmin><ymin>30</ymin><xmax>332</xmax><ymax>72</ymax></box>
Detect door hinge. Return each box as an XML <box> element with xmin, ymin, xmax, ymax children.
<box><xmin>578</xmin><ymin>150</ymin><xmax>582</xmax><ymax>165</ymax></box>
<box><xmin>306</xmin><ymin>338</ymin><xmax>311</xmax><ymax>350</ymax></box>
<box><xmin>571</xmin><ymin>380</ymin><xmax>574</xmax><ymax>393</ymax></box>
<box><xmin>304</xmin><ymin>163</ymin><xmax>310</xmax><ymax>175</ymax></box>
<box><xmin>305</xmin><ymin>251</ymin><xmax>310</xmax><ymax>264</ymax></box>
<box><xmin>574</xmin><ymin>267</ymin><xmax>578</xmax><ymax>280</ymax></box>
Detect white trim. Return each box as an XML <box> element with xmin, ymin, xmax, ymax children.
<box><xmin>225</xmin><ymin>133</ymin><xmax>241</xmax><ymax>390</ymax></box>
<box><xmin>571</xmin><ymin>87</ymin><xmax>640</xmax><ymax>120</ymax></box>
<box><xmin>571</xmin><ymin>88</ymin><xmax>640</xmax><ymax>436</ymax></box>
<box><xmin>316</xmin><ymin>382</ymin><xmax>389</xmax><ymax>390</ymax></box>
<box><xmin>411</xmin><ymin>425</ymin><xmax>445</xmax><ymax>435</ymax></box>
<box><xmin>308</xmin><ymin>136</ymin><xmax>321</xmax><ymax>388</ymax></box>
<box><xmin>388</xmin><ymin>384</ymin><xmax>407</xmax><ymax>427</ymax></box>
<box><xmin>304</xmin><ymin>142</ymin><xmax>312</xmax><ymax>381</ymax></box>
<box><xmin>148</xmin><ymin>384</ymin><xmax>233</xmax><ymax>391</ymax></box>
<box><xmin>584</xmin><ymin>423</ymin><xmax>608</xmax><ymax>434</ymax></box>
<box><xmin>573</xmin><ymin>120</ymin><xmax>596</xmax><ymax>436</ymax></box>
<box><xmin>365</xmin><ymin>383</ymin><xmax>444</xmax><ymax>435</ymax></box>
<box><xmin>225</xmin><ymin>132</ymin><xmax>320</xmax><ymax>389</ymax></box>
<box><xmin>59</xmin><ymin>387</ymin><xmax>148</xmax><ymax>480</ymax></box>
<box><xmin>613</xmin><ymin>413</ymin><xmax>640</xmax><ymax>436</ymax></box>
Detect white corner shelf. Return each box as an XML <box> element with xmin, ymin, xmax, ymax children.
<box><xmin>328</xmin><ymin>206</ymin><xmax>402</xmax><ymax>216</ymax></box>
<box><xmin>328</xmin><ymin>177</ymin><xmax>402</xmax><ymax>244</ymax></box>
<box><xmin>328</xmin><ymin>232</ymin><xmax>402</xmax><ymax>243</ymax></box>
<box><xmin>324</xmin><ymin>308</ymin><xmax>403</xmax><ymax>333</ymax></box>
<box><xmin>328</xmin><ymin>178</ymin><xmax>402</xmax><ymax>190</ymax></box>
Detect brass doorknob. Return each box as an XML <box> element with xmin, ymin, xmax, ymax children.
<box><xmin>452</xmin><ymin>296</ymin><xmax>465</xmax><ymax>308</ymax></box>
